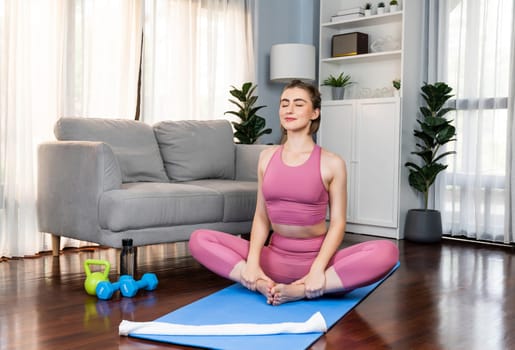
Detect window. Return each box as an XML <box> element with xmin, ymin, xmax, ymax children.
<box><xmin>437</xmin><ymin>0</ymin><xmax>513</xmax><ymax>242</ymax></box>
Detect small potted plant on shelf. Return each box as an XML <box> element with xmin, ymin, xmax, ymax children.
<box><xmin>389</xmin><ymin>0</ymin><xmax>399</xmax><ymax>12</ymax></box>
<box><xmin>322</xmin><ymin>73</ymin><xmax>353</xmax><ymax>100</ymax></box>
<box><xmin>364</xmin><ymin>3</ymin><xmax>372</xmax><ymax>16</ymax></box>
<box><xmin>377</xmin><ymin>2</ymin><xmax>385</xmax><ymax>14</ymax></box>
<box><xmin>404</xmin><ymin>82</ymin><xmax>456</xmax><ymax>243</ymax></box>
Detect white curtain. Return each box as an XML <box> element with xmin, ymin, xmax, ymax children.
<box><xmin>432</xmin><ymin>0</ymin><xmax>514</xmax><ymax>243</ymax></box>
<box><xmin>63</xmin><ymin>0</ymin><xmax>143</xmax><ymax>118</ymax></box>
<box><xmin>0</xmin><ymin>0</ymin><xmax>142</xmax><ymax>258</ymax></box>
<box><xmin>141</xmin><ymin>0</ymin><xmax>255</xmax><ymax>125</ymax></box>
<box><xmin>0</xmin><ymin>1</ymin><xmax>66</xmax><ymax>257</ymax></box>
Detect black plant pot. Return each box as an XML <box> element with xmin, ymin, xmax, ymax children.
<box><xmin>404</xmin><ymin>209</ymin><xmax>442</xmax><ymax>243</ymax></box>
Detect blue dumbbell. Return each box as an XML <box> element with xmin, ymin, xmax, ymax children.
<box><xmin>120</xmin><ymin>273</ymin><xmax>158</xmax><ymax>298</ymax></box>
<box><xmin>96</xmin><ymin>275</ymin><xmax>133</xmax><ymax>300</ymax></box>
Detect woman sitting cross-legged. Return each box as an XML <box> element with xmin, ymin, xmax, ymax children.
<box><xmin>189</xmin><ymin>79</ymin><xmax>399</xmax><ymax>306</ymax></box>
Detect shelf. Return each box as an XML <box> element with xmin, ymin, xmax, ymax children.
<box><xmin>321</xmin><ymin>50</ymin><xmax>402</xmax><ymax>63</ymax></box>
<box><xmin>321</xmin><ymin>11</ymin><xmax>403</xmax><ymax>29</ymax></box>
<box><xmin>322</xmin><ymin>96</ymin><xmax>400</xmax><ymax>106</ymax></box>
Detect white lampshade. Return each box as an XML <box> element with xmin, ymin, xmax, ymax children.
<box><xmin>270</xmin><ymin>43</ymin><xmax>316</xmax><ymax>83</ymax></box>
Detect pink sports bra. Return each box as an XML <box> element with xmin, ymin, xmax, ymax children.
<box><xmin>262</xmin><ymin>145</ymin><xmax>329</xmax><ymax>226</ymax></box>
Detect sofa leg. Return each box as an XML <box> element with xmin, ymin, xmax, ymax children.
<box><xmin>51</xmin><ymin>235</ymin><xmax>61</xmax><ymax>257</ymax></box>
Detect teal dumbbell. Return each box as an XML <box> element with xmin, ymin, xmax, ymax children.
<box><xmin>120</xmin><ymin>273</ymin><xmax>158</xmax><ymax>298</ymax></box>
<box><xmin>96</xmin><ymin>275</ymin><xmax>133</xmax><ymax>300</ymax></box>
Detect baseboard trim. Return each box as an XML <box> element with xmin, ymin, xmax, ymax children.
<box><xmin>442</xmin><ymin>235</ymin><xmax>514</xmax><ymax>249</ymax></box>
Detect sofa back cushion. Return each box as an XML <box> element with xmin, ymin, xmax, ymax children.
<box><xmin>235</xmin><ymin>144</ymin><xmax>270</xmax><ymax>181</ymax></box>
<box><xmin>154</xmin><ymin>120</ymin><xmax>235</xmax><ymax>181</ymax></box>
<box><xmin>54</xmin><ymin>117</ymin><xmax>168</xmax><ymax>183</ymax></box>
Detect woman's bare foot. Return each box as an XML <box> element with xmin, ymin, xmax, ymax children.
<box><xmin>269</xmin><ymin>283</ymin><xmax>306</xmax><ymax>306</ymax></box>
<box><xmin>256</xmin><ymin>278</ymin><xmax>275</xmax><ymax>303</ymax></box>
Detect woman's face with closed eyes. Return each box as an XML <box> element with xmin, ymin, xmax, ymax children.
<box><xmin>279</xmin><ymin>87</ymin><xmax>320</xmax><ymax>134</ymax></box>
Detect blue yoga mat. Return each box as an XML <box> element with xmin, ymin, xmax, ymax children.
<box><xmin>129</xmin><ymin>262</ymin><xmax>400</xmax><ymax>350</ymax></box>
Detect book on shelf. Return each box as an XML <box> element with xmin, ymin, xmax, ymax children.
<box><xmin>336</xmin><ymin>7</ymin><xmax>364</xmax><ymax>16</ymax></box>
<box><xmin>331</xmin><ymin>12</ymin><xmax>364</xmax><ymax>21</ymax></box>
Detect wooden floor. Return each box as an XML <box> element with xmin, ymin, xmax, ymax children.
<box><xmin>1</xmin><ymin>233</ymin><xmax>514</xmax><ymax>350</ymax></box>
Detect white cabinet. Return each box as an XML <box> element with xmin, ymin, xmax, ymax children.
<box><xmin>353</xmin><ymin>99</ymin><xmax>399</xmax><ymax>228</ymax></box>
<box><xmin>318</xmin><ymin>98</ymin><xmax>400</xmax><ymax>238</ymax></box>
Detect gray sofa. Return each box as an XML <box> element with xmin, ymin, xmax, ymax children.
<box><xmin>37</xmin><ymin>117</ymin><xmax>267</xmax><ymax>256</ymax></box>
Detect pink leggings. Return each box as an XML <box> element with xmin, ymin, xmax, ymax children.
<box><xmin>189</xmin><ymin>229</ymin><xmax>399</xmax><ymax>292</ymax></box>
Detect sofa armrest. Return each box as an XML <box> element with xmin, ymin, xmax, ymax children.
<box><xmin>234</xmin><ymin>144</ymin><xmax>270</xmax><ymax>181</ymax></box>
<box><xmin>37</xmin><ymin>141</ymin><xmax>122</xmax><ymax>241</ymax></box>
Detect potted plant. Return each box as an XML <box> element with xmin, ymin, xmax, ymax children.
<box><xmin>389</xmin><ymin>0</ymin><xmax>399</xmax><ymax>12</ymax></box>
<box><xmin>364</xmin><ymin>3</ymin><xmax>372</xmax><ymax>16</ymax></box>
<box><xmin>404</xmin><ymin>82</ymin><xmax>456</xmax><ymax>243</ymax></box>
<box><xmin>322</xmin><ymin>73</ymin><xmax>353</xmax><ymax>100</ymax></box>
<box><xmin>225</xmin><ymin>82</ymin><xmax>272</xmax><ymax>144</ymax></box>
<box><xmin>377</xmin><ymin>2</ymin><xmax>385</xmax><ymax>14</ymax></box>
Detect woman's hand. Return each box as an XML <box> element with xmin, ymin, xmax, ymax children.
<box><xmin>240</xmin><ymin>263</ymin><xmax>272</xmax><ymax>291</ymax></box>
<box><xmin>294</xmin><ymin>270</ymin><xmax>326</xmax><ymax>299</ymax></box>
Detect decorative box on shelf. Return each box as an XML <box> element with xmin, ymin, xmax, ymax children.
<box><xmin>331</xmin><ymin>32</ymin><xmax>368</xmax><ymax>57</ymax></box>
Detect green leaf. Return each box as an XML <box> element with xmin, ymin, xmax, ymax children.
<box><xmin>254</xmin><ymin>116</ymin><xmax>266</xmax><ymax>130</ymax></box>
<box><xmin>256</xmin><ymin>128</ymin><xmax>272</xmax><ymax>137</ymax></box>
<box><xmin>241</xmin><ymin>82</ymin><xmax>252</xmax><ymax>95</ymax></box>
<box><xmin>248</xmin><ymin>96</ymin><xmax>258</xmax><ymax>107</ymax></box>
<box><xmin>420</xmin><ymin>106</ymin><xmax>432</xmax><ymax>118</ymax></box>
<box><xmin>435</xmin><ymin>124</ymin><xmax>456</xmax><ymax>144</ymax></box>
<box><xmin>411</xmin><ymin>150</ymin><xmax>433</xmax><ymax>164</ymax></box>
<box><xmin>413</xmin><ymin>130</ymin><xmax>434</xmax><ymax>149</ymax></box>
<box><xmin>407</xmin><ymin>170</ymin><xmax>428</xmax><ymax>194</ymax></box>
<box><xmin>322</xmin><ymin>72</ymin><xmax>353</xmax><ymax>87</ymax></box>
<box><xmin>433</xmin><ymin>151</ymin><xmax>456</xmax><ymax>163</ymax></box>
<box><xmin>405</xmin><ymin>161</ymin><xmax>422</xmax><ymax>172</ymax></box>
<box><xmin>227</xmin><ymin>99</ymin><xmax>245</xmax><ymax>111</ymax></box>
<box><xmin>229</xmin><ymin>89</ymin><xmax>245</xmax><ymax>101</ymax></box>
<box><xmin>247</xmin><ymin>85</ymin><xmax>257</xmax><ymax>98</ymax></box>
<box><xmin>425</xmin><ymin>116</ymin><xmax>447</xmax><ymax>127</ymax></box>
<box><xmin>436</xmin><ymin>107</ymin><xmax>454</xmax><ymax>118</ymax></box>
<box><xmin>249</xmin><ymin>106</ymin><xmax>266</xmax><ymax>116</ymax></box>
<box><xmin>225</xmin><ymin>110</ymin><xmax>242</xmax><ymax>118</ymax></box>
<box><xmin>423</xmin><ymin>162</ymin><xmax>448</xmax><ymax>187</ymax></box>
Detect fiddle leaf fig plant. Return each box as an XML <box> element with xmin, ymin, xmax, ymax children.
<box><xmin>405</xmin><ymin>82</ymin><xmax>456</xmax><ymax>209</ymax></box>
<box><xmin>225</xmin><ymin>82</ymin><xmax>272</xmax><ymax>144</ymax></box>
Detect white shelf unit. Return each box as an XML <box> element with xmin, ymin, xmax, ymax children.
<box><xmin>319</xmin><ymin>3</ymin><xmax>403</xmax><ymax>101</ymax></box>
<box><xmin>321</xmin><ymin>50</ymin><xmax>402</xmax><ymax>64</ymax></box>
<box><xmin>318</xmin><ymin>0</ymin><xmax>423</xmax><ymax>239</ymax></box>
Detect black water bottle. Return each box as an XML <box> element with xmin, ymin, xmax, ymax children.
<box><xmin>120</xmin><ymin>238</ymin><xmax>136</xmax><ymax>276</ymax></box>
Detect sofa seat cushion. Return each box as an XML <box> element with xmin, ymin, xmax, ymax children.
<box><xmin>185</xmin><ymin>179</ymin><xmax>258</xmax><ymax>222</ymax></box>
<box><xmin>154</xmin><ymin>120</ymin><xmax>236</xmax><ymax>181</ymax></box>
<box><xmin>99</xmin><ymin>182</ymin><xmax>223</xmax><ymax>232</ymax></box>
<box><xmin>54</xmin><ymin>117</ymin><xmax>168</xmax><ymax>183</ymax></box>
